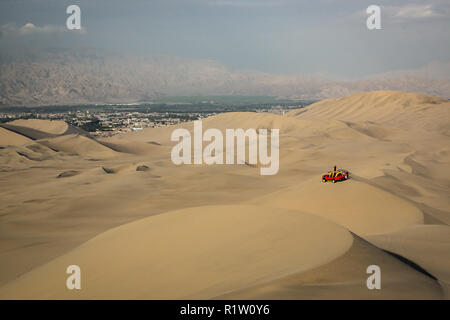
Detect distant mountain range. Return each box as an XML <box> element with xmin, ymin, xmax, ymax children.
<box><xmin>1</xmin><ymin>49</ymin><xmax>449</xmax><ymax>106</ymax></box>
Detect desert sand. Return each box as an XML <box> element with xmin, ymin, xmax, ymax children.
<box><xmin>0</xmin><ymin>127</ymin><xmax>32</xmax><ymax>147</ymax></box>
<box><xmin>0</xmin><ymin>90</ymin><xmax>449</xmax><ymax>299</ymax></box>
<box><xmin>0</xmin><ymin>205</ymin><xmax>353</xmax><ymax>299</ymax></box>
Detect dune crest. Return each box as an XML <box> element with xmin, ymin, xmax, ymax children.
<box><xmin>288</xmin><ymin>91</ymin><xmax>447</xmax><ymax>120</ymax></box>
<box><xmin>40</xmin><ymin>134</ymin><xmax>120</xmax><ymax>158</ymax></box>
<box><xmin>366</xmin><ymin>225</ymin><xmax>450</xmax><ymax>297</ymax></box>
<box><xmin>7</xmin><ymin>119</ymin><xmax>69</xmax><ymax>135</ymax></box>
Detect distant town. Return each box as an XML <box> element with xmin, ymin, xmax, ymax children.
<box><xmin>0</xmin><ymin>96</ymin><xmax>316</xmax><ymax>138</ymax></box>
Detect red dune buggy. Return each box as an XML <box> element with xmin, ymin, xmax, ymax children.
<box><xmin>322</xmin><ymin>169</ymin><xmax>349</xmax><ymax>183</ymax></box>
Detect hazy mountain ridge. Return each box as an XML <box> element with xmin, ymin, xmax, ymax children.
<box><xmin>1</xmin><ymin>50</ymin><xmax>449</xmax><ymax>106</ymax></box>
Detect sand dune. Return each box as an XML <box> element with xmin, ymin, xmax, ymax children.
<box><xmin>218</xmin><ymin>236</ymin><xmax>443</xmax><ymax>299</ymax></box>
<box><xmin>0</xmin><ymin>119</ymin><xmax>73</xmax><ymax>143</ymax></box>
<box><xmin>288</xmin><ymin>91</ymin><xmax>447</xmax><ymax>122</ymax></box>
<box><xmin>98</xmin><ymin>136</ymin><xmax>167</xmax><ymax>155</ymax></box>
<box><xmin>0</xmin><ymin>146</ymin><xmax>33</xmax><ymax>168</ymax></box>
<box><xmin>0</xmin><ymin>90</ymin><xmax>449</xmax><ymax>299</ymax></box>
<box><xmin>0</xmin><ymin>127</ymin><xmax>32</xmax><ymax>147</ymax></box>
<box><xmin>7</xmin><ymin>119</ymin><xmax>69</xmax><ymax>135</ymax></box>
<box><xmin>366</xmin><ymin>225</ymin><xmax>450</xmax><ymax>297</ymax></box>
<box><xmin>39</xmin><ymin>134</ymin><xmax>120</xmax><ymax>158</ymax></box>
<box><xmin>0</xmin><ymin>123</ymin><xmax>58</xmax><ymax>141</ymax></box>
<box><xmin>0</xmin><ymin>141</ymin><xmax>68</xmax><ymax>169</ymax></box>
<box><xmin>0</xmin><ymin>205</ymin><xmax>353</xmax><ymax>299</ymax></box>
<box><xmin>246</xmin><ymin>178</ymin><xmax>423</xmax><ymax>236</ymax></box>
<box><xmin>0</xmin><ymin>120</ymin><xmax>120</xmax><ymax>160</ymax></box>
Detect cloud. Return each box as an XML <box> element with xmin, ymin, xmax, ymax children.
<box><xmin>18</xmin><ymin>23</ymin><xmax>63</xmax><ymax>35</ymax></box>
<box><xmin>0</xmin><ymin>23</ymin><xmax>87</xmax><ymax>37</ymax></box>
<box><xmin>393</xmin><ymin>5</ymin><xmax>439</xmax><ymax>19</ymax></box>
<box><xmin>384</xmin><ymin>3</ymin><xmax>447</xmax><ymax>21</ymax></box>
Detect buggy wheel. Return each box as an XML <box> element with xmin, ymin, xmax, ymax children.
<box><xmin>332</xmin><ymin>179</ymin><xmax>336</xmax><ymax>183</ymax></box>
<box><xmin>322</xmin><ymin>179</ymin><xmax>326</xmax><ymax>182</ymax></box>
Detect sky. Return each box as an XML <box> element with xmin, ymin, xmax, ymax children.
<box><xmin>0</xmin><ymin>0</ymin><xmax>449</xmax><ymax>79</ymax></box>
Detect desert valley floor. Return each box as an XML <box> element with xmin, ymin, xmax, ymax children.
<box><xmin>0</xmin><ymin>91</ymin><xmax>449</xmax><ymax>299</ymax></box>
